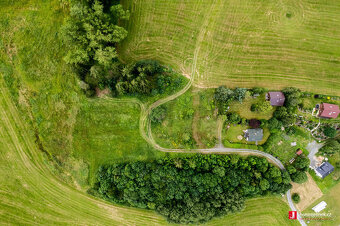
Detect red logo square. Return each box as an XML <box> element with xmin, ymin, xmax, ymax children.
<box><xmin>289</xmin><ymin>211</ymin><xmax>297</xmax><ymax>220</ymax></box>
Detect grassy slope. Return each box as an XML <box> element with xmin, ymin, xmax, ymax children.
<box><xmin>0</xmin><ymin>79</ymin><xmax>172</xmax><ymax>225</ymax></box>
<box><xmin>0</xmin><ymin>0</ymin><xmax>300</xmax><ymax>225</ymax></box>
<box><xmin>0</xmin><ymin>78</ymin><xmax>296</xmax><ymax>225</ymax></box>
<box><xmin>120</xmin><ymin>0</ymin><xmax>340</xmax><ymax>95</ymax></box>
<box><xmin>0</xmin><ymin>0</ymin><xmax>80</xmax><ymax>159</ymax></box>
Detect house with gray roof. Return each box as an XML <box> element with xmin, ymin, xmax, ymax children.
<box><xmin>315</xmin><ymin>162</ymin><xmax>334</xmax><ymax>179</ymax></box>
<box><xmin>244</xmin><ymin>128</ymin><xmax>263</xmax><ymax>142</ymax></box>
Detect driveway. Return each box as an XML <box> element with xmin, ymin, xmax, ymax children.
<box><xmin>306</xmin><ymin>141</ymin><xmax>324</xmax><ymax>169</ymax></box>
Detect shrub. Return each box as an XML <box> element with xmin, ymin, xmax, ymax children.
<box><xmin>323</xmin><ymin>126</ymin><xmax>337</xmax><ymax>138</ymax></box>
<box><xmin>250</xmin><ymin>104</ymin><xmax>257</xmax><ymax>112</ymax></box>
<box><xmin>292</xmin><ymin>193</ymin><xmax>300</xmax><ymax>203</ymax></box>
<box><xmin>249</xmin><ymin>119</ymin><xmax>261</xmax><ymax>128</ymax></box>
<box><xmin>150</xmin><ymin>106</ymin><xmax>167</xmax><ymax>123</ymax></box>
<box><xmin>319</xmin><ymin>139</ymin><xmax>340</xmax><ymax>155</ymax></box>
<box><xmin>227</xmin><ymin>113</ymin><xmax>241</xmax><ymax>124</ymax></box>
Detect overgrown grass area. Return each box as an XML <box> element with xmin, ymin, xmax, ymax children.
<box><xmin>73</xmin><ymin>98</ymin><xmax>165</xmax><ymax>183</ymax></box>
<box><xmin>193</xmin><ymin>89</ymin><xmax>218</xmax><ymax>148</ymax></box>
<box><xmin>263</xmin><ymin>128</ymin><xmax>312</xmax><ymax>164</ymax></box>
<box><xmin>152</xmin><ymin>89</ymin><xmax>196</xmax><ymax>149</ymax></box>
<box><xmin>229</xmin><ymin>94</ymin><xmax>275</xmax><ymax>120</ymax></box>
<box><xmin>303</xmin><ymin>182</ymin><xmax>340</xmax><ymax>225</ymax></box>
<box><xmin>120</xmin><ymin>0</ymin><xmax>340</xmax><ymax>95</ymax></box>
<box><xmin>0</xmin><ymin>0</ymin><xmax>80</xmax><ymax>159</ymax></box>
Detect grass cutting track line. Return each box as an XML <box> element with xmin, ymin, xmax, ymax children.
<box><xmin>0</xmin><ymin>79</ymin><xmax>173</xmax><ymax>225</ymax></box>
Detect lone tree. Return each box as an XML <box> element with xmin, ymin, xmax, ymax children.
<box><xmin>292</xmin><ymin>193</ymin><xmax>300</xmax><ymax>203</ymax></box>
<box><xmin>249</xmin><ymin>119</ymin><xmax>261</xmax><ymax>128</ymax></box>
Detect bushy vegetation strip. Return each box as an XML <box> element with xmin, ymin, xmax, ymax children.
<box><xmin>92</xmin><ymin>154</ymin><xmax>292</xmax><ymax>224</ymax></box>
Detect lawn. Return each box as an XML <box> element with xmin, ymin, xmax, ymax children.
<box><xmin>73</xmin><ymin>98</ymin><xmax>165</xmax><ymax>183</ymax></box>
<box><xmin>229</xmin><ymin>94</ymin><xmax>275</xmax><ymax>120</ymax></box>
<box><xmin>120</xmin><ymin>0</ymin><xmax>340</xmax><ymax>95</ymax></box>
<box><xmin>223</xmin><ymin>124</ymin><xmax>270</xmax><ymax>146</ymax></box>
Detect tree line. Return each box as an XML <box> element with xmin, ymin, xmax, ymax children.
<box><xmin>90</xmin><ymin>154</ymin><xmax>292</xmax><ymax>224</ymax></box>
<box><xmin>62</xmin><ymin>1</ymin><xmax>184</xmax><ymax>97</ymax></box>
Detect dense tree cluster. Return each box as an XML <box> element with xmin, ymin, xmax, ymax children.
<box><xmin>320</xmin><ymin>138</ymin><xmax>340</xmax><ymax>155</ymax></box>
<box><xmin>92</xmin><ymin>155</ymin><xmax>291</xmax><ymax>224</ymax></box>
<box><xmin>323</xmin><ymin>126</ymin><xmax>337</xmax><ymax>138</ymax></box>
<box><xmin>62</xmin><ymin>0</ymin><xmax>129</xmax><ymax>69</ymax></box>
<box><xmin>62</xmin><ymin>1</ymin><xmax>184</xmax><ymax>96</ymax></box>
<box><xmin>286</xmin><ymin>155</ymin><xmax>310</xmax><ymax>184</ymax></box>
<box><xmin>214</xmin><ymin>87</ymin><xmax>248</xmax><ymax>114</ymax></box>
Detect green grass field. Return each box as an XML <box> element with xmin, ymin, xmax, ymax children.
<box><xmin>120</xmin><ymin>0</ymin><xmax>340</xmax><ymax>95</ymax></box>
<box><xmin>0</xmin><ymin>77</ymin><xmax>296</xmax><ymax>225</ymax></box>
<box><xmin>0</xmin><ymin>0</ymin><xmax>336</xmax><ymax>224</ymax></box>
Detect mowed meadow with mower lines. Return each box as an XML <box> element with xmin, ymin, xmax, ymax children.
<box><xmin>119</xmin><ymin>0</ymin><xmax>340</xmax><ymax>95</ymax></box>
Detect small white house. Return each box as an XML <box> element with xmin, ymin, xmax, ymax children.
<box><xmin>312</xmin><ymin>201</ymin><xmax>327</xmax><ymax>213</ymax></box>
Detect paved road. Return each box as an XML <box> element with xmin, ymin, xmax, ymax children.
<box><xmin>287</xmin><ymin>190</ymin><xmax>307</xmax><ymax>226</ymax></box>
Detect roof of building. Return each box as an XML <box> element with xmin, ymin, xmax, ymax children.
<box><xmin>244</xmin><ymin>128</ymin><xmax>263</xmax><ymax>142</ymax></box>
<box><xmin>319</xmin><ymin>103</ymin><xmax>340</xmax><ymax>119</ymax></box>
<box><xmin>312</xmin><ymin>201</ymin><xmax>327</xmax><ymax>213</ymax></box>
<box><xmin>315</xmin><ymin>162</ymin><xmax>334</xmax><ymax>178</ymax></box>
<box><xmin>268</xmin><ymin>92</ymin><xmax>285</xmax><ymax>106</ymax></box>
<box><xmin>296</xmin><ymin>149</ymin><xmax>303</xmax><ymax>155</ymax></box>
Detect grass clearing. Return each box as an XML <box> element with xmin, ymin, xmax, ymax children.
<box><xmin>193</xmin><ymin>89</ymin><xmax>218</xmax><ymax>148</ymax></box>
<box><xmin>0</xmin><ymin>0</ymin><xmax>81</xmax><ymax>159</ymax></box>
<box><xmin>120</xmin><ymin>0</ymin><xmax>340</xmax><ymax>95</ymax></box>
<box><xmin>73</xmin><ymin>98</ymin><xmax>165</xmax><ymax>183</ymax></box>
<box><xmin>229</xmin><ymin>94</ymin><xmax>275</xmax><ymax>120</ymax></box>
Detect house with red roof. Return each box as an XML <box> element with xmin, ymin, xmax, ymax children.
<box><xmin>318</xmin><ymin>103</ymin><xmax>340</xmax><ymax>119</ymax></box>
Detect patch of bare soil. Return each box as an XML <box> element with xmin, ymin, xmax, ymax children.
<box><xmin>291</xmin><ymin>173</ymin><xmax>323</xmax><ymax>211</ymax></box>
<box><xmin>95</xmin><ymin>87</ymin><xmax>111</xmax><ymax>97</ymax></box>
<box><xmin>192</xmin><ymin>93</ymin><xmax>204</xmax><ymax>148</ymax></box>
